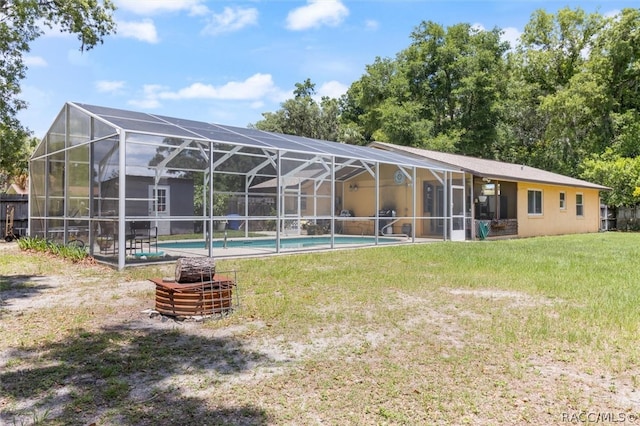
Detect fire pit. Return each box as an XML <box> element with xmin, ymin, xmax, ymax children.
<box><xmin>150</xmin><ymin>275</ymin><xmax>236</xmax><ymax>317</ymax></box>
<box><xmin>149</xmin><ymin>258</ymin><xmax>238</xmax><ymax>318</ymax></box>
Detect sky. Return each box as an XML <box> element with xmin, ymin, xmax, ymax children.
<box><xmin>17</xmin><ymin>0</ymin><xmax>636</xmax><ymax>138</ymax></box>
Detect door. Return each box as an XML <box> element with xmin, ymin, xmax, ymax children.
<box><xmin>282</xmin><ymin>188</ymin><xmax>301</xmax><ymax>235</ymax></box>
<box><xmin>451</xmin><ymin>185</ymin><xmax>465</xmax><ymax>241</ymax></box>
<box><xmin>149</xmin><ymin>185</ymin><xmax>171</xmax><ymax>235</ymax></box>
<box><xmin>423</xmin><ymin>182</ymin><xmax>445</xmax><ymax>236</ymax></box>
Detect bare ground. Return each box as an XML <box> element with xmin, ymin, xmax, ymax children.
<box><xmin>1</xmin><ymin>241</ymin><xmax>639</xmax><ymax>425</ymax></box>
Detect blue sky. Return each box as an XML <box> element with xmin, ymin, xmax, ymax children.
<box><xmin>18</xmin><ymin>0</ymin><xmax>634</xmax><ymax>138</ymax></box>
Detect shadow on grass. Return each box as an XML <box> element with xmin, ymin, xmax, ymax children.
<box><xmin>0</xmin><ymin>275</ymin><xmax>52</xmax><ymax>311</ymax></box>
<box><xmin>1</xmin><ymin>324</ymin><xmax>274</xmax><ymax>425</ymax></box>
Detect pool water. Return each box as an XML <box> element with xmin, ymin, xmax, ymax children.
<box><xmin>158</xmin><ymin>236</ymin><xmax>403</xmax><ymax>250</ymax></box>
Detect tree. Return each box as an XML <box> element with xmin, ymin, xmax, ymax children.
<box><xmin>252</xmin><ymin>79</ymin><xmax>343</xmax><ymax>141</ymax></box>
<box><xmin>341</xmin><ymin>21</ymin><xmax>509</xmax><ymax>155</ymax></box>
<box><xmin>575</xmin><ymin>9</ymin><xmax>640</xmax><ymax>204</ymax></box>
<box><xmin>0</xmin><ymin>134</ymin><xmax>37</xmax><ymax>191</ymax></box>
<box><xmin>341</xmin><ymin>57</ymin><xmax>399</xmax><ymax>143</ymax></box>
<box><xmin>0</xmin><ymin>0</ymin><xmax>116</xmax><ymax>180</ymax></box>
<box><xmin>586</xmin><ymin>8</ymin><xmax>640</xmax><ymax>114</ymax></box>
<box><xmin>580</xmin><ymin>149</ymin><xmax>640</xmax><ymax>207</ymax></box>
<box><xmin>517</xmin><ymin>8</ymin><xmax>603</xmax><ymax>94</ymax></box>
<box><xmin>536</xmin><ymin>71</ymin><xmax>610</xmax><ymax>176</ymax></box>
<box><xmin>502</xmin><ymin>7</ymin><xmax>618</xmax><ymax>176</ymax></box>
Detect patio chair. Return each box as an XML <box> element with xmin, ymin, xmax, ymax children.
<box><xmin>96</xmin><ymin>221</ymin><xmax>117</xmax><ymax>254</ymax></box>
<box><xmin>127</xmin><ymin>221</ymin><xmax>158</xmax><ymax>254</ymax></box>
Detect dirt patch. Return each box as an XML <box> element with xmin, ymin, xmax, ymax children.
<box><xmin>2</xmin><ymin>277</ymin><xmax>152</xmax><ymax>311</ymax></box>
<box><xmin>446</xmin><ymin>288</ymin><xmax>559</xmax><ymax>307</ymax></box>
<box><xmin>529</xmin><ymin>353</ymin><xmax>640</xmax><ymax>410</ymax></box>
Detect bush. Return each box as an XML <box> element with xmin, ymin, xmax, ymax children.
<box><xmin>17</xmin><ymin>236</ymin><xmax>89</xmax><ymax>263</ymax></box>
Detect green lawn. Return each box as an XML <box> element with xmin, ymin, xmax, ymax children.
<box><xmin>1</xmin><ymin>232</ymin><xmax>639</xmax><ymax>425</ymax></box>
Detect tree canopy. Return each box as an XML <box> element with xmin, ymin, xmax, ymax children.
<box><xmin>257</xmin><ymin>7</ymin><xmax>640</xmax><ymax>206</ymax></box>
<box><xmin>252</xmin><ymin>79</ymin><xmax>345</xmax><ymax>142</ymax></box>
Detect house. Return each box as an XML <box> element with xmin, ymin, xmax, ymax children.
<box><xmin>369</xmin><ymin>142</ymin><xmax>609</xmax><ymax>239</ymax></box>
<box><xmin>29</xmin><ymin>102</ymin><xmax>609</xmax><ymax>269</ymax></box>
<box><xmin>99</xmin><ymin>175</ymin><xmax>194</xmax><ymax>236</ymax></box>
<box><xmin>6</xmin><ymin>183</ymin><xmax>29</xmax><ymax>195</ymax></box>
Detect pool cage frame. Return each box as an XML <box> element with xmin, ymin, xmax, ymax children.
<box><xmin>29</xmin><ymin>102</ymin><xmax>465</xmax><ymax>269</ymax></box>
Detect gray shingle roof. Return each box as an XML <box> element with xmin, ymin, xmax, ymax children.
<box><xmin>370</xmin><ymin>142</ymin><xmax>609</xmax><ymax>190</ymax></box>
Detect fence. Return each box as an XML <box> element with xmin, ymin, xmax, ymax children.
<box><xmin>1</xmin><ymin>194</ymin><xmax>28</xmax><ymax>238</ymax></box>
<box><xmin>614</xmin><ymin>206</ymin><xmax>640</xmax><ymax>231</ymax></box>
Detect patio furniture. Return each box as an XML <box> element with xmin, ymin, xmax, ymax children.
<box><xmin>96</xmin><ymin>222</ymin><xmax>116</xmax><ymax>254</ymax></box>
<box><xmin>127</xmin><ymin>221</ymin><xmax>158</xmax><ymax>254</ymax></box>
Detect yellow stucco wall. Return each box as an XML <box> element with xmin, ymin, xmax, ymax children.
<box><xmin>341</xmin><ymin>164</ymin><xmax>418</xmax><ymax>217</ymax></box>
<box><xmin>339</xmin><ymin>165</ymin><xmax>453</xmax><ymax>237</ymax></box>
<box><xmin>298</xmin><ymin>166</ymin><xmax>602</xmax><ymax>239</ymax></box>
<box><xmin>516</xmin><ymin>182</ymin><xmax>601</xmax><ymax>237</ymax></box>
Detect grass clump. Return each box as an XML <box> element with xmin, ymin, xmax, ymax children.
<box><xmin>17</xmin><ymin>236</ymin><xmax>89</xmax><ymax>263</ymax></box>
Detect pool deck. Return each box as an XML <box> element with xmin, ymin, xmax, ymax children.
<box><xmin>154</xmin><ymin>233</ymin><xmax>440</xmax><ymax>260</ymax></box>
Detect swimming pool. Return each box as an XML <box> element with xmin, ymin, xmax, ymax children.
<box><xmin>158</xmin><ymin>235</ymin><xmax>403</xmax><ymax>250</ymax></box>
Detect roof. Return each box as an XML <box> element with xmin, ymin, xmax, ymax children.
<box><xmin>6</xmin><ymin>183</ymin><xmax>28</xmax><ymax>195</ymax></box>
<box><xmin>69</xmin><ymin>102</ymin><xmax>456</xmax><ymax>174</ymax></box>
<box><xmin>251</xmin><ymin>169</ymin><xmax>322</xmax><ymax>189</ymax></box>
<box><xmin>370</xmin><ymin>142</ymin><xmax>609</xmax><ymax>191</ymax></box>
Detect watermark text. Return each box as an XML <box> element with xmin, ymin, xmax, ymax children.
<box><xmin>562</xmin><ymin>412</ymin><xmax>639</xmax><ymax>424</ymax></box>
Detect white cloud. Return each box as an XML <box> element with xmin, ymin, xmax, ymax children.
<box><xmin>115</xmin><ymin>0</ymin><xmax>207</xmax><ymax>16</ymax></box>
<box><xmin>128</xmin><ymin>97</ymin><xmax>161</xmax><ymax>109</ymax></box>
<box><xmin>501</xmin><ymin>27</ymin><xmax>522</xmax><ymax>49</ymax></box>
<box><xmin>24</xmin><ymin>56</ymin><xmax>47</xmax><ymax>67</ymax></box>
<box><xmin>317</xmin><ymin>80</ymin><xmax>348</xmax><ymax>99</ymax></box>
<box><xmin>202</xmin><ymin>7</ymin><xmax>258</xmax><ymax>36</ymax></box>
<box><xmin>117</xmin><ymin>19</ymin><xmax>159</xmax><ymax>43</ymax></box>
<box><xmin>604</xmin><ymin>9</ymin><xmax>621</xmax><ymax>19</ymax></box>
<box><xmin>286</xmin><ymin>0</ymin><xmax>349</xmax><ymax>31</ymax></box>
<box><xmin>365</xmin><ymin>19</ymin><xmax>379</xmax><ymax>31</ymax></box>
<box><xmin>128</xmin><ymin>74</ymin><xmax>284</xmax><ymax>110</ymax></box>
<box><xmin>96</xmin><ymin>80</ymin><xmax>126</xmax><ymax>93</ymax></box>
<box><xmin>472</xmin><ymin>23</ymin><xmax>522</xmax><ymax>50</ymax></box>
<box><xmin>128</xmin><ymin>84</ymin><xmax>168</xmax><ymax>109</ymax></box>
<box><xmin>160</xmin><ymin>74</ymin><xmax>278</xmax><ymax>100</ymax></box>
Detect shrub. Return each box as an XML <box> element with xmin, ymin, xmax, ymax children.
<box><xmin>17</xmin><ymin>236</ymin><xmax>89</xmax><ymax>263</ymax></box>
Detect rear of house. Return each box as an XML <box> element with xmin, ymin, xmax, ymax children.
<box><xmin>370</xmin><ymin>142</ymin><xmax>608</xmax><ymax>240</ymax></box>
<box><xmin>516</xmin><ymin>182</ymin><xmax>600</xmax><ymax>237</ymax></box>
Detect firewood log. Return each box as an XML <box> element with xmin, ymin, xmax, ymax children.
<box><xmin>175</xmin><ymin>257</ymin><xmax>216</xmax><ymax>283</ymax></box>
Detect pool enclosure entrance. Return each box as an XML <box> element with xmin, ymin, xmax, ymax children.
<box><xmin>30</xmin><ymin>102</ymin><xmax>467</xmax><ymax>269</ymax></box>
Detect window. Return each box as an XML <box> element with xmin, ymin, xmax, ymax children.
<box><xmin>559</xmin><ymin>192</ymin><xmax>566</xmax><ymax>210</ymax></box>
<box><xmin>153</xmin><ymin>188</ymin><xmax>167</xmax><ymax>212</ymax></box>
<box><xmin>576</xmin><ymin>193</ymin><xmax>584</xmax><ymax>216</ymax></box>
<box><xmin>528</xmin><ymin>189</ymin><xmax>542</xmax><ymax>215</ymax></box>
